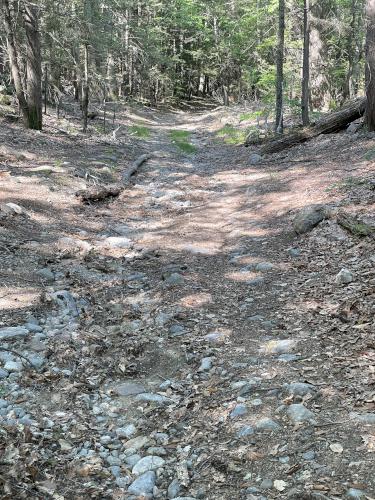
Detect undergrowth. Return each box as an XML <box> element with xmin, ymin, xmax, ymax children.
<box><xmin>169</xmin><ymin>130</ymin><xmax>197</xmax><ymax>153</ymax></box>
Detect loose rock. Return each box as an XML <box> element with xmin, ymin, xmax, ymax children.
<box><xmin>128</xmin><ymin>471</ymin><xmax>156</xmax><ymax>496</ymax></box>
<box><xmin>132</xmin><ymin>455</ymin><xmax>165</xmax><ymax>475</ymax></box>
<box><xmin>335</xmin><ymin>268</ymin><xmax>354</xmax><ymax>284</ymax></box>
<box><xmin>293</xmin><ymin>205</ymin><xmax>326</xmax><ymax>234</ymax></box>
<box><xmin>287</xmin><ymin>404</ymin><xmax>315</xmax><ymax>424</ymax></box>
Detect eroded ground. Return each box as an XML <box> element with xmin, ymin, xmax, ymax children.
<box><xmin>0</xmin><ymin>103</ymin><xmax>375</xmax><ymax>499</ymax></box>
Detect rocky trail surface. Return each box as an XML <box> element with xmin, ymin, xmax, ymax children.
<box><xmin>0</xmin><ymin>104</ymin><xmax>375</xmax><ymax>499</ymax></box>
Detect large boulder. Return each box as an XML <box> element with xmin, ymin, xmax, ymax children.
<box><xmin>293</xmin><ymin>205</ymin><xmax>326</xmax><ymax>234</ymax></box>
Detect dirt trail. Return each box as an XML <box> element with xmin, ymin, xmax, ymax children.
<box><xmin>0</xmin><ymin>105</ymin><xmax>375</xmax><ymax>499</ymax></box>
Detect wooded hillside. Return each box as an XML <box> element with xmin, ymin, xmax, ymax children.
<box><xmin>1</xmin><ymin>0</ymin><xmax>373</xmax><ymax>133</ymax></box>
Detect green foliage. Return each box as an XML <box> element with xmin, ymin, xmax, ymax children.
<box><xmin>129</xmin><ymin>125</ymin><xmax>151</xmax><ymax>138</ymax></box>
<box><xmin>216</xmin><ymin>124</ymin><xmax>250</xmax><ymax>144</ymax></box>
<box><xmin>364</xmin><ymin>147</ymin><xmax>375</xmax><ymax>160</ymax></box>
<box><xmin>170</xmin><ymin>130</ymin><xmax>196</xmax><ymax>153</ymax></box>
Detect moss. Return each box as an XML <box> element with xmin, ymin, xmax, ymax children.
<box><xmin>129</xmin><ymin>125</ymin><xmax>151</xmax><ymax>138</ymax></box>
<box><xmin>169</xmin><ymin>130</ymin><xmax>196</xmax><ymax>153</ymax></box>
<box><xmin>216</xmin><ymin>124</ymin><xmax>250</xmax><ymax>144</ymax></box>
<box><xmin>0</xmin><ymin>94</ymin><xmax>12</xmax><ymax>105</ymax></box>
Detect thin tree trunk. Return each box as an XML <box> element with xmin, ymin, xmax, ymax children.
<box><xmin>275</xmin><ymin>0</ymin><xmax>285</xmax><ymax>133</ymax></box>
<box><xmin>82</xmin><ymin>44</ymin><xmax>89</xmax><ymax>132</ymax></box>
<box><xmin>2</xmin><ymin>0</ymin><xmax>29</xmax><ymax>126</ymax></box>
<box><xmin>44</xmin><ymin>63</ymin><xmax>48</xmax><ymax>114</ymax></box>
<box><xmin>23</xmin><ymin>2</ymin><xmax>42</xmax><ymax>130</ymax></box>
<box><xmin>365</xmin><ymin>0</ymin><xmax>375</xmax><ymax>130</ymax></box>
<box><xmin>301</xmin><ymin>0</ymin><xmax>310</xmax><ymax>126</ymax></box>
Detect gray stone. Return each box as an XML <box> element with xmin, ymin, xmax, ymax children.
<box><xmin>116</xmin><ymin>424</ymin><xmax>137</xmax><ymax>438</ymax></box>
<box><xmin>255</xmin><ymin>418</ymin><xmax>281</xmax><ymax>432</ymax></box>
<box><xmin>247</xmin><ymin>277</ymin><xmax>264</xmax><ymax>286</ymax></box>
<box><xmin>0</xmin><ymin>369</ymin><xmax>9</xmax><ymax>379</ymax></box>
<box><xmin>302</xmin><ymin>450</ymin><xmax>315</xmax><ymax>460</ymax></box>
<box><xmin>19</xmin><ymin>415</ymin><xmax>33</xmax><ymax>426</ymax></box>
<box><xmin>155</xmin><ymin>432</ymin><xmax>169</xmax><ymax>444</ymax></box>
<box><xmin>164</xmin><ymin>273</ymin><xmax>184</xmax><ymax>286</ymax></box>
<box><xmin>350</xmin><ymin>412</ymin><xmax>375</xmax><ymax>424</ymax></box>
<box><xmin>36</xmin><ymin>268</ymin><xmax>55</xmax><ymax>282</ymax></box>
<box><xmin>347</xmin><ymin>121</ymin><xmax>362</xmax><ymax>134</ymax></box>
<box><xmin>286</xmin><ymin>382</ymin><xmax>316</xmax><ymax>396</ymax></box>
<box><xmin>128</xmin><ymin>471</ymin><xmax>156</xmax><ymax>496</ymax></box>
<box><xmin>124</xmin><ymin>436</ymin><xmax>149</xmax><ymax>450</ymax></box>
<box><xmin>293</xmin><ymin>205</ymin><xmax>326</xmax><ymax>234</ymax></box>
<box><xmin>249</xmin><ymin>153</ymin><xmax>263</xmax><ymax>165</ymax></box>
<box><xmin>132</xmin><ymin>455</ymin><xmax>165</xmax><ymax>475</ymax></box>
<box><xmin>105</xmin><ymin>236</ymin><xmax>132</xmax><ymax>249</ymax></box>
<box><xmin>125</xmin><ymin>454</ymin><xmax>142</xmax><ymax>467</ymax></box>
<box><xmin>4</xmin><ymin>360</ymin><xmax>23</xmax><ymax>372</ymax></box>
<box><xmin>0</xmin><ymin>326</ymin><xmax>28</xmax><ymax>340</ymax></box>
<box><xmin>247</xmin><ymin>315</ymin><xmax>264</xmax><ymax>322</ymax></box>
<box><xmin>255</xmin><ymin>262</ymin><xmax>274</xmax><ymax>272</ymax></box>
<box><xmin>106</xmin><ymin>456</ymin><xmax>122</xmax><ymax>466</ymax></box>
<box><xmin>135</xmin><ymin>393</ymin><xmax>173</xmax><ymax>405</ymax></box>
<box><xmin>168</xmin><ymin>478</ymin><xmax>181</xmax><ymax>498</ymax></box>
<box><xmin>287</xmin><ymin>248</ymin><xmax>301</xmax><ymax>257</ymax></box>
<box><xmin>287</xmin><ymin>404</ymin><xmax>315</xmax><ymax>423</ymax></box>
<box><xmin>110</xmin><ymin>465</ymin><xmax>121</xmax><ymax>477</ymax></box>
<box><xmin>237</xmin><ymin>425</ymin><xmax>254</xmax><ymax>438</ymax></box>
<box><xmin>263</xmin><ymin>339</ymin><xmax>297</xmax><ymax>354</ymax></box>
<box><xmin>169</xmin><ymin>324</ymin><xmax>186</xmax><ymax>337</ymax></box>
<box><xmin>51</xmin><ymin>290</ymin><xmax>80</xmax><ymax>317</ymax></box>
<box><xmin>172</xmin><ymin>498</ymin><xmax>197</xmax><ymax>500</ymax></box>
<box><xmin>335</xmin><ymin>268</ymin><xmax>354</xmax><ymax>285</ymax></box>
<box><xmin>115</xmin><ymin>476</ymin><xmax>131</xmax><ymax>488</ymax></box>
<box><xmin>345</xmin><ymin>488</ymin><xmax>367</xmax><ymax>499</ymax></box>
<box><xmin>159</xmin><ymin>380</ymin><xmax>172</xmax><ymax>390</ymax></box>
<box><xmin>260</xmin><ymin>479</ymin><xmax>273</xmax><ymax>490</ymax></box>
<box><xmin>0</xmin><ymin>399</ymin><xmax>8</xmax><ymax>409</ymax></box>
<box><xmin>147</xmin><ymin>446</ymin><xmax>166</xmax><ymax>456</ymax></box>
<box><xmin>230</xmin><ymin>404</ymin><xmax>248</xmax><ymax>419</ymax></box>
<box><xmin>29</xmin><ymin>354</ymin><xmax>45</xmax><ymax>369</ymax></box>
<box><xmin>203</xmin><ymin>332</ymin><xmax>226</xmax><ymax>343</ymax></box>
<box><xmin>28</xmin><ymin>339</ymin><xmax>47</xmax><ymax>352</ymax></box>
<box><xmin>239</xmin><ymin>379</ymin><xmax>261</xmax><ymax>396</ymax></box>
<box><xmin>24</xmin><ymin>322</ymin><xmax>43</xmax><ymax>333</ymax></box>
<box><xmin>115</xmin><ymin>382</ymin><xmax>146</xmax><ymax>397</ymax></box>
<box><xmin>199</xmin><ymin>357</ymin><xmax>213</xmax><ymax>372</ymax></box>
<box><xmin>278</xmin><ymin>354</ymin><xmax>301</xmax><ymax>362</ymax></box>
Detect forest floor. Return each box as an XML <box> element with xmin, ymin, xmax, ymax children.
<box><xmin>0</xmin><ymin>100</ymin><xmax>375</xmax><ymax>500</ymax></box>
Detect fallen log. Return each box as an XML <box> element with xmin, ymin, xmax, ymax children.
<box><xmin>247</xmin><ymin>97</ymin><xmax>366</xmax><ymax>154</ymax></box>
<box><xmin>337</xmin><ymin>210</ymin><xmax>375</xmax><ymax>237</ymax></box>
<box><xmin>122</xmin><ymin>153</ymin><xmax>154</xmax><ymax>184</ymax></box>
<box><xmin>76</xmin><ymin>185</ymin><xmax>122</xmax><ymax>203</ymax></box>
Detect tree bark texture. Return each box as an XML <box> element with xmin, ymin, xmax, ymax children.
<box><xmin>365</xmin><ymin>0</ymin><xmax>375</xmax><ymax>130</ymax></box>
<box><xmin>253</xmin><ymin>97</ymin><xmax>366</xmax><ymax>154</ymax></box>
<box><xmin>301</xmin><ymin>0</ymin><xmax>310</xmax><ymax>126</ymax></box>
<box><xmin>23</xmin><ymin>2</ymin><xmax>42</xmax><ymax>130</ymax></box>
<box><xmin>275</xmin><ymin>0</ymin><xmax>285</xmax><ymax>133</ymax></box>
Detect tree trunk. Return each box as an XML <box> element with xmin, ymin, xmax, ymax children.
<box><xmin>2</xmin><ymin>0</ymin><xmax>29</xmax><ymax>126</ymax></box>
<box><xmin>82</xmin><ymin>44</ymin><xmax>89</xmax><ymax>133</ymax></box>
<box><xmin>301</xmin><ymin>0</ymin><xmax>310</xmax><ymax>126</ymax></box>
<box><xmin>365</xmin><ymin>0</ymin><xmax>375</xmax><ymax>130</ymax></box>
<box><xmin>23</xmin><ymin>2</ymin><xmax>42</xmax><ymax>130</ymax></box>
<box><xmin>275</xmin><ymin>0</ymin><xmax>285</xmax><ymax>133</ymax></box>
<box><xmin>249</xmin><ymin>97</ymin><xmax>366</xmax><ymax>153</ymax></box>
<box><xmin>222</xmin><ymin>85</ymin><xmax>229</xmax><ymax>106</ymax></box>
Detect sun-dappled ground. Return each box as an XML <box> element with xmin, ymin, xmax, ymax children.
<box><xmin>0</xmin><ymin>101</ymin><xmax>375</xmax><ymax>499</ymax></box>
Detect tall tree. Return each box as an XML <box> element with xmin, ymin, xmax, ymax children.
<box><xmin>365</xmin><ymin>0</ymin><xmax>375</xmax><ymax>130</ymax></box>
<box><xmin>301</xmin><ymin>0</ymin><xmax>310</xmax><ymax>125</ymax></box>
<box><xmin>2</xmin><ymin>0</ymin><xmax>42</xmax><ymax>130</ymax></box>
<box><xmin>275</xmin><ymin>0</ymin><xmax>285</xmax><ymax>133</ymax></box>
